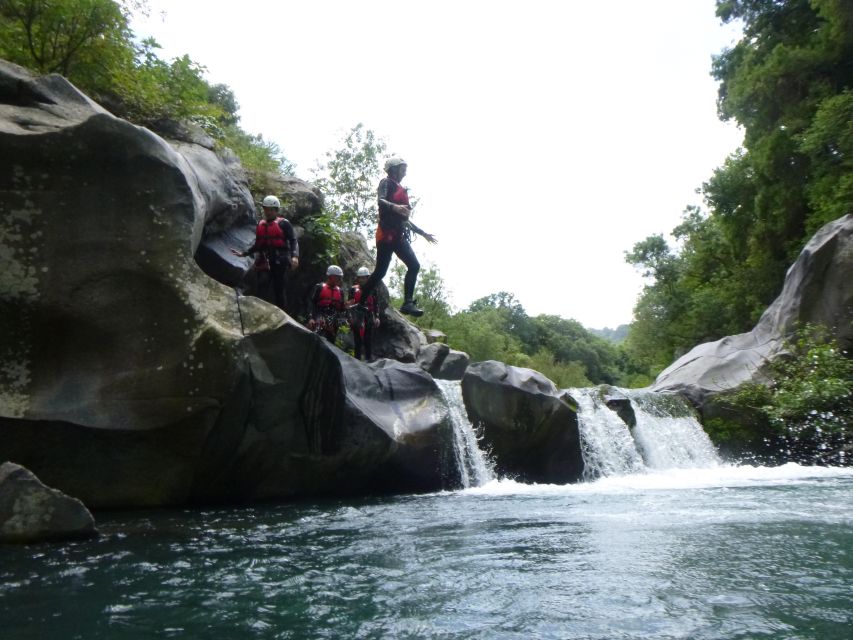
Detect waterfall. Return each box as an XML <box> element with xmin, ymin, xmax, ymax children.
<box><xmin>630</xmin><ymin>391</ymin><xmax>721</xmax><ymax>469</ymax></box>
<box><xmin>569</xmin><ymin>387</ymin><xmax>721</xmax><ymax>480</ymax></box>
<box><xmin>569</xmin><ymin>388</ymin><xmax>645</xmax><ymax>480</ymax></box>
<box><xmin>437</xmin><ymin>380</ymin><xmax>495</xmax><ymax>488</ymax></box>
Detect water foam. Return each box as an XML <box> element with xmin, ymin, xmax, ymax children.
<box><xmin>570</xmin><ymin>388</ymin><xmax>644</xmax><ymax>479</ymax></box>
<box><xmin>460</xmin><ymin>463</ymin><xmax>853</xmax><ymax>496</ymax></box>
<box><xmin>630</xmin><ymin>391</ymin><xmax>721</xmax><ymax>469</ymax></box>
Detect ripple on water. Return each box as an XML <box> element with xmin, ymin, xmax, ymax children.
<box><xmin>0</xmin><ymin>471</ymin><xmax>851</xmax><ymax>639</ymax></box>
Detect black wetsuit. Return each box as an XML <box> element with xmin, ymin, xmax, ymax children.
<box><xmin>348</xmin><ymin>284</ymin><xmax>378</xmax><ymax>360</ymax></box>
<box><xmin>360</xmin><ymin>177</ymin><xmax>420</xmax><ymax>302</ymax></box>
<box><xmin>245</xmin><ymin>217</ymin><xmax>299</xmax><ymax>310</ymax></box>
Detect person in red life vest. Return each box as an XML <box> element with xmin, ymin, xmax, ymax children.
<box><xmin>308</xmin><ymin>265</ymin><xmax>346</xmax><ymax>344</ymax></box>
<box><xmin>231</xmin><ymin>195</ymin><xmax>299</xmax><ymax>311</ymax></box>
<box><xmin>359</xmin><ymin>157</ymin><xmax>436</xmax><ymax>317</ymax></box>
<box><xmin>347</xmin><ymin>266</ymin><xmax>381</xmax><ymax>361</ymax></box>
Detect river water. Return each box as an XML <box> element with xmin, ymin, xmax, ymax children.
<box><xmin>2</xmin><ymin>385</ymin><xmax>851</xmax><ymax>639</ymax></box>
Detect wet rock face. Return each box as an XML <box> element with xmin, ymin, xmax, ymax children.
<box><xmin>461</xmin><ymin>361</ymin><xmax>584</xmax><ymax>483</ymax></box>
<box><xmin>602</xmin><ymin>386</ymin><xmax>636</xmax><ymax>429</ymax></box>
<box><xmin>652</xmin><ymin>214</ymin><xmax>853</xmax><ymax>407</ymax></box>
<box><xmin>0</xmin><ymin>462</ymin><xmax>96</xmax><ymax>544</ymax></box>
<box><xmin>0</xmin><ymin>61</ymin><xmax>454</xmax><ymax>507</ymax></box>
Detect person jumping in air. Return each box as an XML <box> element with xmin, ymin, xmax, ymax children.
<box><xmin>348</xmin><ymin>266</ymin><xmax>380</xmax><ymax>361</ymax></box>
<box><xmin>308</xmin><ymin>265</ymin><xmax>346</xmax><ymax>344</ymax></box>
<box><xmin>231</xmin><ymin>195</ymin><xmax>299</xmax><ymax>311</ymax></box>
<box><xmin>359</xmin><ymin>157</ymin><xmax>436</xmax><ymax>317</ymax></box>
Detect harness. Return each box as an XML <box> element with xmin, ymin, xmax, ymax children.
<box><xmin>312</xmin><ymin>283</ymin><xmax>345</xmax><ymax>341</ymax></box>
<box><xmin>351</xmin><ymin>285</ymin><xmax>377</xmax><ymax>313</ymax></box>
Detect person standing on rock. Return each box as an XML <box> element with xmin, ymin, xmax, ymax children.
<box><xmin>308</xmin><ymin>265</ymin><xmax>346</xmax><ymax>344</ymax></box>
<box><xmin>231</xmin><ymin>195</ymin><xmax>299</xmax><ymax>311</ymax></box>
<box><xmin>348</xmin><ymin>266</ymin><xmax>380</xmax><ymax>361</ymax></box>
<box><xmin>359</xmin><ymin>157</ymin><xmax>436</xmax><ymax>317</ymax></box>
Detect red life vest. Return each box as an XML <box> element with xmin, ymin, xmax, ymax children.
<box><xmin>255</xmin><ymin>217</ymin><xmax>286</xmax><ymax>249</ymax></box>
<box><xmin>351</xmin><ymin>285</ymin><xmax>377</xmax><ymax>313</ymax></box>
<box><xmin>316</xmin><ymin>282</ymin><xmax>344</xmax><ymax>310</ymax></box>
<box><xmin>377</xmin><ymin>179</ymin><xmax>410</xmax><ymax>244</ymax></box>
<box><xmin>389</xmin><ymin>181</ymin><xmax>409</xmax><ymax>207</ymax></box>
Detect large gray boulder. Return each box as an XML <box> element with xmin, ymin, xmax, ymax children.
<box><xmin>461</xmin><ymin>361</ymin><xmax>583</xmax><ymax>483</ymax></box>
<box><xmin>179</xmin><ymin>141</ymin><xmax>257</xmax><ymax>288</ymax></box>
<box><xmin>417</xmin><ymin>343</ymin><xmax>470</xmax><ymax>380</ymax></box>
<box><xmin>652</xmin><ymin>214</ymin><xmax>853</xmax><ymax>406</ymax></box>
<box><xmin>0</xmin><ymin>61</ymin><xmax>454</xmax><ymax>507</ymax></box>
<box><xmin>0</xmin><ymin>462</ymin><xmax>96</xmax><ymax>543</ymax></box>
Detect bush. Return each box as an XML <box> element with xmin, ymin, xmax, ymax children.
<box><xmin>716</xmin><ymin>324</ymin><xmax>852</xmax><ymax>464</ymax></box>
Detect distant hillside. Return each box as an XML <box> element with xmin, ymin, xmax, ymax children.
<box><xmin>588</xmin><ymin>324</ymin><xmax>630</xmax><ymax>344</ymax></box>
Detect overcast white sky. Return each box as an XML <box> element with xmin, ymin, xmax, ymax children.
<box><xmin>132</xmin><ymin>0</ymin><xmax>743</xmax><ymax>329</ymax></box>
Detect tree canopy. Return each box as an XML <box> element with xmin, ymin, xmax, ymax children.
<box><xmin>0</xmin><ymin>0</ymin><xmax>293</xmax><ymax>191</ymax></box>
<box><xmin>0</xmin><ymin>0</ymin><xmax>131</xmax><ymax>78</ymax></box>
<box><xmin>625</xmin><ymin>0</ymin><xmax>853</xmax><ymax>374</ymax></box>
<box><xmin>312</xmin><ymin>124</ymin><xmax>388</xmax><ymax>235</ymax></box>
<box><xmin>385</xmin><ymin>267</ymin><xmax>650</xmax><ymax>388</ymax></box>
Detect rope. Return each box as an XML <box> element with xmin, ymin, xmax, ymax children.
<box><xmin>234</xmin><ymin>287</ymin><xmax>247</xmax><ymax>337</ymax></box>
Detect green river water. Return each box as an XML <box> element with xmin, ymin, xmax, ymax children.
<box><xmin>1</xmin><ymin>465</ymin><xmax>851</xmax><ymax>639</ymax></box>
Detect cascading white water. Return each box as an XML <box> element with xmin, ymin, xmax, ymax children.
<box><xmin>629</xmin><ymin>391</ymin><xmax>721</xmax><ymax>468</ymax></box>
<box><xmin>439</xmin><ymin>380</ymin><xmax>722</xmax><ymax>486</ymax></box>
<box><xmin>569</xmin><ymin>387</ymin><xmax>722</xmax><ymax>479</ymax></box>
<box><xmin>437</xmin><ymin>380</ymin><xmax>495</xmax><ymax>488</ymax></box>
<box><xmin>569</xmin><ymin>388</ymin><xmax>645</xmax><ymax>480</ymax></box>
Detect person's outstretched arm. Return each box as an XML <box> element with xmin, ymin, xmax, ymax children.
<box><xmin>407</xmin><ymin>220</ymin><xmax>437</xmax><ymax>244</ymax></box>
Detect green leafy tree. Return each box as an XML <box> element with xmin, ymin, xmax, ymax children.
<box><xmin>468</xmin><ymin>292</ymin><xmax>537</xmax><ymax>350</ymax></box>
<box><xmin>208</xmin><ymin>82</ymin><xmax>240</xmax><ymax>127</ymax></box>
<box><xmin>525</xmin><ymin>349</ymin><xmax>592</xmax><ymax>388</ymax></box>
<box><xmin>0</xmin><ymin>0</ymin><xmax>135</xmax><ymax>94</ymax></box>
<box><xmin>313</xmin><ymin>123</ymin><xmax>388</xmax><ymax>234</ymax></box>
<box><xmin>529</xmin><ymin>314</ymin><xmax>622</xmax><ymax>385</ymax></box>
<box><xmin>388</xmin><ymin>262</ymin><xmax>450</xmax><ymax>325</ymax></box>
<box><xmin>625</xmin><ymin>0</ymin><xmax>853</xmax><ymax>376</ymax></box>
<box><xmin>410</xmin><ymin>277</ymin><xmax>641</xmax><ymax>386</ymax></box>
<box><xmin>711</xmin><ymin>0</ymin><xmax>853</xmax><ymax>259</ymax></box>
<box><xmin>435</xmin><ymin>307</ymin><xmax>527</xmax><ymax>364</ymax></box>
<box><xmin>0</xmin><ymin>1</ymin><xmax>295</xmax><ymax>198</ymax></box>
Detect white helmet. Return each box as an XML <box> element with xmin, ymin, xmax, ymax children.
<box><xmin>356</xmin><ymin>266</ymin><xmax>370</xmax><ymax>277</ymax></box>
<box><xmin>326</xmin><ymin>265</ymin><xmax>344</xmax><ymax>277</ymax></box>
<box><xmin>384</xmin><ymin>157</ymin><xmax>407</xmax><ymax>172</ymax></box>
<box><xmin>262</xmin><ymin>195</ymin><xmax>281</xmax><ymax>209</ymax></box>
